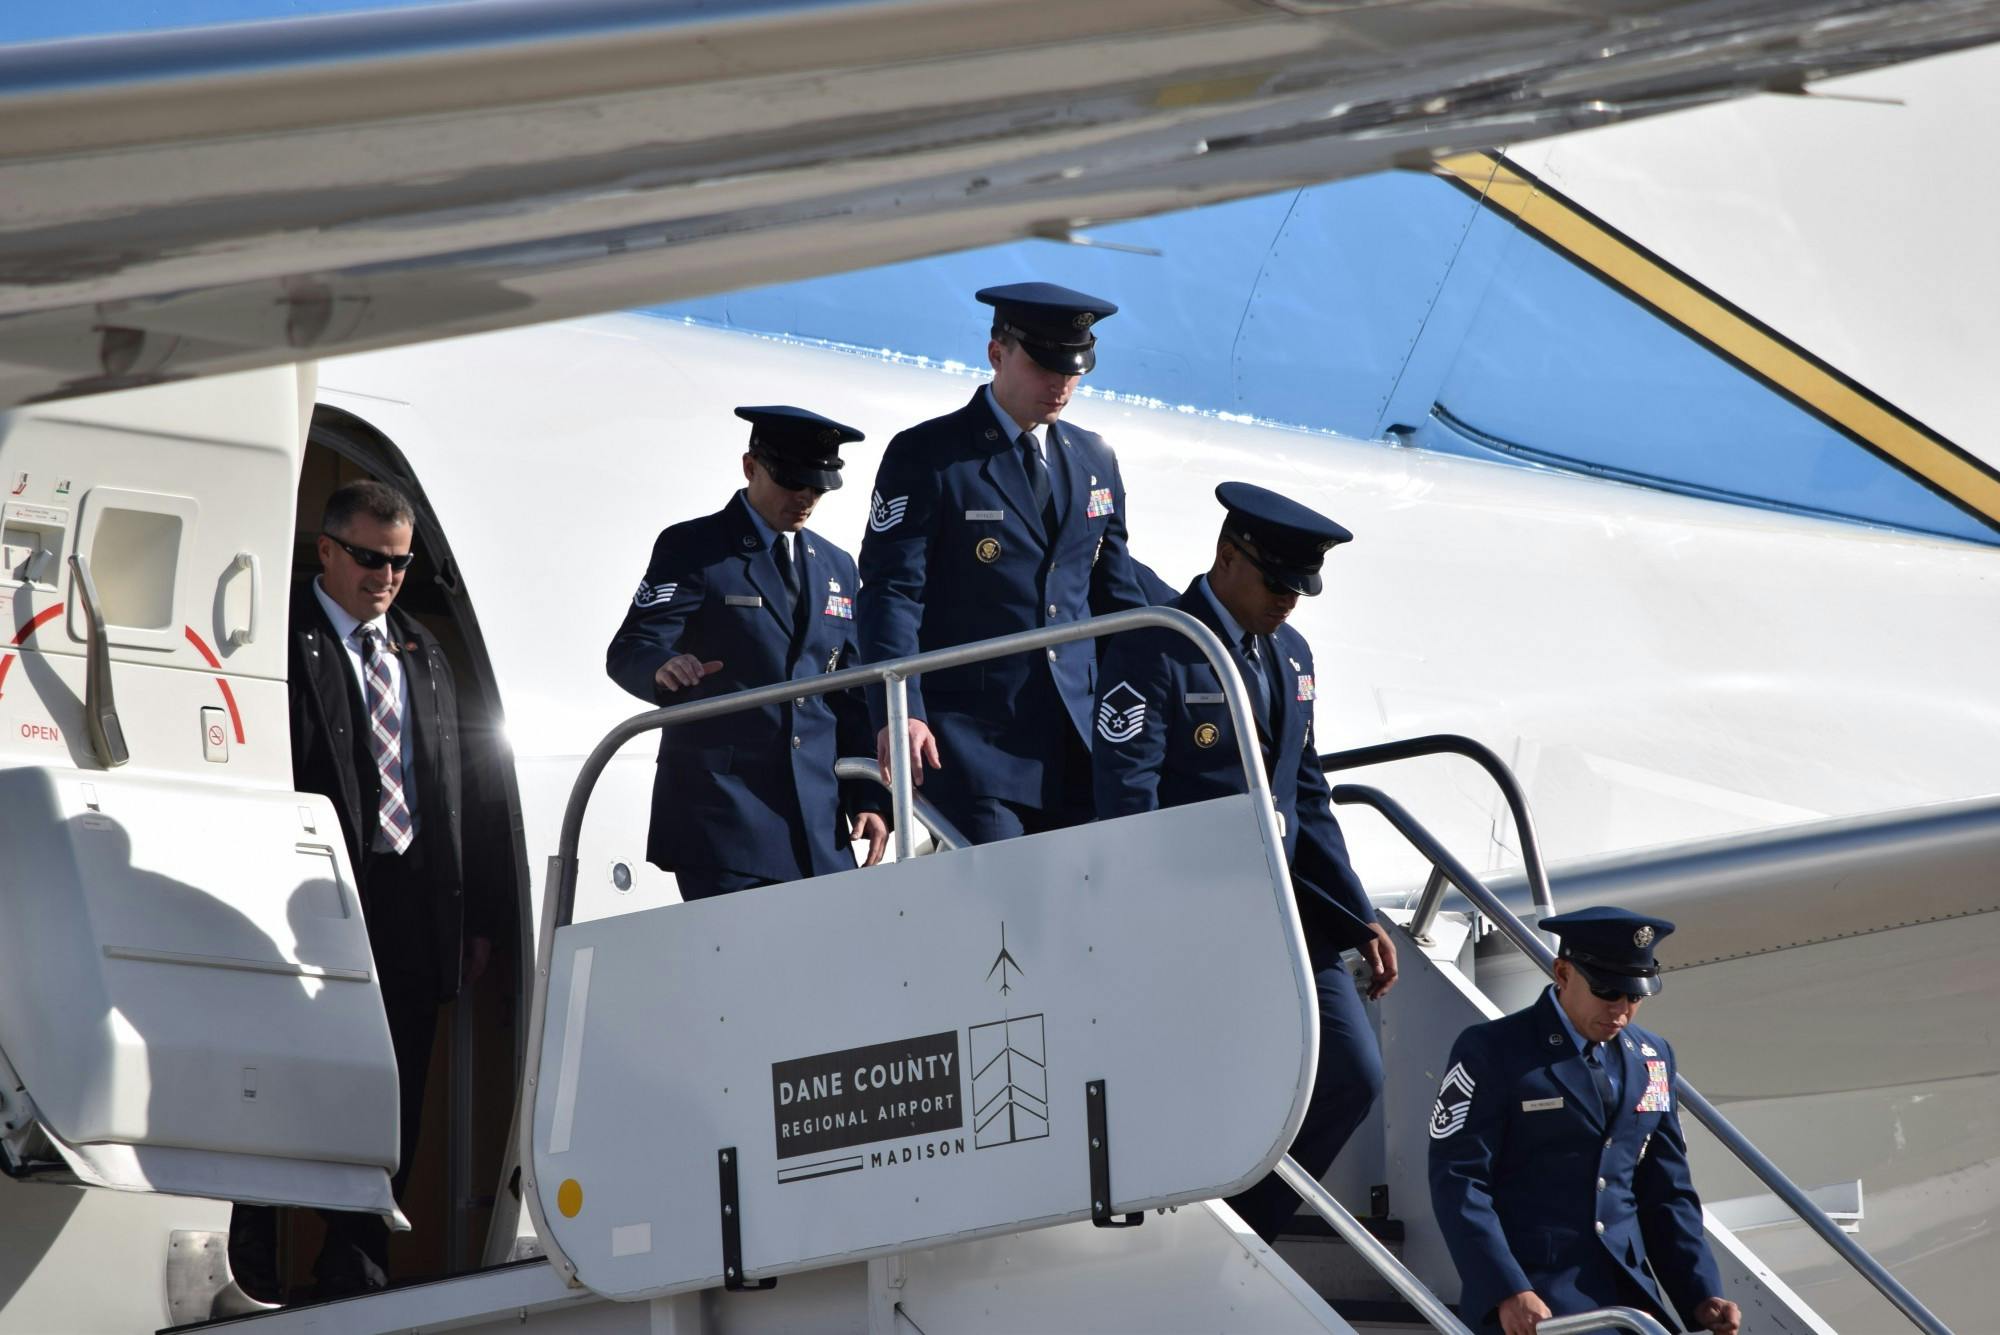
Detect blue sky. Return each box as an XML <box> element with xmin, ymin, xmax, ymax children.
<box><xmin>0</xmin><ymin>0</ymin><xmax>449</xmax><ymax>45</ymax></box>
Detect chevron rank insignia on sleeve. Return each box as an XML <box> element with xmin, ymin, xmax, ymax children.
<box><xmin>1095</xmin><ymin>680</ymin><xmax>1147</xmax><ymax>743</ymax></box>
<box><xmin>1429</xmin><ymin>1062</ymin><xmax>1476</xmax><ymax>1139</ymax></box>
<box><xmin>869</xmin><ymin>490</ymin><xmax>910</xmax><ymax>533</ymax></box>
<box><xmin>633</xmin><ymin>579</ymin><xmax>678</xmax><ymax>608</ymax></box>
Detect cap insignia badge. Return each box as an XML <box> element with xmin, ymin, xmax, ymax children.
<box><xmin>819</xmin><ymin>428</ymin><xmax>842</xmax><ymax>447</ymax></box>
<box><xmin>1073</xmin><ymin>312</ymin><xmax>1096</xmax><ymax>329</ymax></box>
<box><xmin>1634</xmin><ymin>925</ymin><xmax>1655</xmax><ymax>947</ymax></box>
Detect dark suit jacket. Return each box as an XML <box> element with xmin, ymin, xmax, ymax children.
<box><xmin>605</xmin><ymin>499</ymin><xmax>881</xmax><ymax>887</ymax></box>
<box><xmin>857</xmin><ymin>389</ymin><xmax>1151</xmax><ymax>810</ymax></box>
<box><xmin>290</xmin><ymin>582</ymin><xmax>473</xmax><ymax>1001</ymax></box>
<box><xmin>1091</xmin><ymin>579</ymin><xmax>1374</xmax><ymax>965</ymax></box>
<box><xmin>1428</xmin><ymin>990</ymin><xmax>1723</xmax><ymax>1332</ymax></box>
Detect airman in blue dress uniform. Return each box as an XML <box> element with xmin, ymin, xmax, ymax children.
<box><xmin>857</xmin><ymin>282</ymin><xmax>1153</xmax><ymax>843</ymax></box>
<box><xmin>1429</xmin><ymin>907</ymin><xmax>1742</xmax><ymax>1335</ymax></box>
<box><xmin>1092</xmin><ymin>482</ymin><xmax>1399</xmax><ymax>1242</ymax></box>
<box><xmin>607</xmin><ymin>406</ymin><xmax>887</xmax><ymax>899</ymax></box>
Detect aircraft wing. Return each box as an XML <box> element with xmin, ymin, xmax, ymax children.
<box><xmin>3</xmin><ymin>0</ymin><xmax>1999</xmax><ymax>409</ymax></box>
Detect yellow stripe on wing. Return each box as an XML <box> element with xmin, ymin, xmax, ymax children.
<box><xmin>1432</xmin><ymin>151</ymin><xmax>2000</xmax><ymax>531</ymax></box>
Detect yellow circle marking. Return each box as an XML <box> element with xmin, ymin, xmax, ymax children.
<box><xmin>1193</xmin><ymin>722</ymin><xmax>1219</xmax><ymax>749</ymax></box>
<box><xmin>557</xmin><ymin>1179</ymin><xmax>583</xmax><ymax>1218</ymax></box>
<box><xmin>975</xmin><ymin>537</ymin><xmax>1001</xmax><ymax>563</ymax></box>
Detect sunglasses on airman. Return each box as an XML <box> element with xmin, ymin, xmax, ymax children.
<box><xmin>1586</xmin><ymin>981</ymin><xmax>1647</xmax><ymax>1005</ymax></box>
<box><xmin>323</xmin><ymin>532</ymin><xmax>416</xmax><ymax>572</ymax></box>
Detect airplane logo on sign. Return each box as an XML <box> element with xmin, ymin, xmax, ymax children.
<box><xmin>986</xmin><ymin>922</ymin><xmax>1023</xmax><ymax>995</ymax></box>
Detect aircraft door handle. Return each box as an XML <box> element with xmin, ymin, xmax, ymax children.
<box><xmin>69</xmin><ymin>553</ymin><xmax>130</xmax><ymax>769</ymax></box>
<box><xmin>226</xmin><ymin>551</ymin><xmax>260</xmax><ymax>647</ymax></box>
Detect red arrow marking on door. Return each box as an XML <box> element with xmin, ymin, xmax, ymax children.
<box><xmin>0</xmin><ymin>601</ymin><xmax>65</xmax><ymax>699</ymax></box>
<box><xmin>183</xmin><ymin>626</ymin><xmax>245</xmax><ymax>744</ymax></box>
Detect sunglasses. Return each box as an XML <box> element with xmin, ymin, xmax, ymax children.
<box><xmin>323</xmin><ymin>532</ymin><xmax>415</xmax><ymax>572</ymax></box>
<box><xmin>1229</xmin><ymin>540</ymin><xmax>1298</xmax><ymax>596</ymax></box>
<box><xmin>1586</xmin><ymin>981</ymin><xmax>1647</xmax><ymax>1005</ymax></box>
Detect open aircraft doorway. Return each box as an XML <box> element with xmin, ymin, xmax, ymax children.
<box><xmin>279</xmin><ymin>408</ymin><xmax>534</xmax><ymax>1296</ymax></box>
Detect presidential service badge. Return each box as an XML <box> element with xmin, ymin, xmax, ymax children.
<box><xmin>1193</xmin><ymin>722</ymin><xmax>1219</xmax><ymax>748</ymax></box>
<box><xmin>1634</xmin><ymin>925</ymin><xmax>1656</xmax><ymax>947</ymax></box>
<box><xmin>975</xmin><ymin>537</ymin><xmax>1002</xmax><ymax>563</ymax></box>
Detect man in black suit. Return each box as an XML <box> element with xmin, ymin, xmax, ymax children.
<box><xmin>233</xmin><ymin>479</ymin><xmax>490</xmax><ymax>1300</ymax></box>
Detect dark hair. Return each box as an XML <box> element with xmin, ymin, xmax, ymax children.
<box><xmin>323</xmin><ymin>479</ymin><xmax>414</xmax><ymax>534</ymax></box>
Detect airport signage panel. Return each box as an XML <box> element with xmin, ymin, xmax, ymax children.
<box><xmin>530</xmin><ymin>795</ymin><xmax>1315</xmax><ymax>1299</ymax></box>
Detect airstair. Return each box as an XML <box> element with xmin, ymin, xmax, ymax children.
<box><xmin>148</xmin><ymin>616</ymin><xmax>1963</xmax><ymax>1333</ymax></box>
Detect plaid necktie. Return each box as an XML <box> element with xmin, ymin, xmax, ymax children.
<box><xmin>358</xmin><ymin>625</ymin><xmax>414</xmax><ymax>854</ymax></box>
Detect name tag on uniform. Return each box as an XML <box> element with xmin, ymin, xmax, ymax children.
<box><xmin>1185</xmin><ymin>691</ymin><xmax>1224</xmax><ymax>704</ymax></box>
<box><xmin>966</xmin><ymin>509</ymin><xmax>1005</xmax><ymax>521</ymax></box>
<box><xmin>725</xmin><ymin>594</ymin><xmax>764</xmax><ymax>607</ymax></box>
<box><xmin>1522</xmin><ymin>1097</ymin><xmax>1564</xmax><ymax>1112</ymax></box>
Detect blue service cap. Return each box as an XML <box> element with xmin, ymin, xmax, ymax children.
<box><xmin>976</xmin><ymin>282</ymin><xmax>1119</xmax><ymax>375</ymax></box>
<box><xmin>734</xmin><ymin>405</ymin><xmax>862</xmax><ymax>492</ymax></box>
<box><xmin>1540</xmin><ymin>906</ymin><xmax>1676</xmax><ymax>997</ymax></box>
<box><xmin>1215</xmin><ymin>481</ymin><xmax>1353</xmax><ymax>596</ymax></box>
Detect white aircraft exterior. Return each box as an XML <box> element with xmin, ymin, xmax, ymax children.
<box><xmin>0</xmin><ymin>5</ymin><xmax>1994</xmax><ymax>1334</ymax></box>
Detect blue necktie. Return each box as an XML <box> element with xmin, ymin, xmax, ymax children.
<box><xmin>1019</xmin><ymin>431</ymin><xmax>1057</xmax><ymax>537</ymax></box>
<box><xmin>1586</xmin><ymin>1043</ymin><xmax>1616</xmax><ymax>1118</ymax></box>
<box><xmin>1241</xmin><ymin>632</ymin><xmax>1276</xmax><ymax>733</ymax></box>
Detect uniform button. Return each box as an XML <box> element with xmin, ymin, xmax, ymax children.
<box><xmin>1047</xmin><ymin>603</ymin><xmax>1058</xmax><ymax>617</ymax></box>
<box><xmin>1046</xmin><ymin>649</ymin><xmax>1057</xmax><ymax>661</ymax></box>
<box><xmin>795</xmin><ymin>697</ymin><xmax>805</xmax><ymax>708</ymax></box>
<box><xmin>791</xmin><ymin>736</ymin><xmax>802</xmax><ymax>749</ymax></box>
<box><xmin>1594</xmin><ymin>1220</ymin><xmax>1605</xmax><ymax>1235</ymax></box>
<box><xmin>1596</xmin><ymin>1177</ymin><xmax>1606</xmax><ymax>1192</ymax></box>
<box><xmin>1604</xmin><ymin>1138</ymin><xmax>1614</xmax><ymax>1150</ymax></box>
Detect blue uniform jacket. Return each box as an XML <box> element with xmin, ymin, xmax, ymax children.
<box><xmin>857</xmin><ymin>389</ymin><xmax>1150</xmax><ymax>809</ymax></box>
<box><xmin>1427</xmin><ymin>991</ymin><xmax>1723</xmax><ymax>1332</ymax></box>
<box><xmin>606</xmin><ymin>498</ymin><xmax>881</xmax><ymax>886</ymax></box>
<box><xmin>1091</xmin><ymin>580</ymin><xmax>1375</xmax><ymax>964</ymax></box>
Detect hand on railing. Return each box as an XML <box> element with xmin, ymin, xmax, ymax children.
<box><xmin>876</xmin><ymin>718</ymin><xmax>940</xmax><ymax>787</ymax></box>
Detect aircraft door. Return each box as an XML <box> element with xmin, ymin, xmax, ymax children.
<box><xmin>0</xmin><ymin>370</ymin><xmax>400</xmax><ymax>1217</ymax></box>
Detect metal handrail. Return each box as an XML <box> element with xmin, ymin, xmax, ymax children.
<box><xmin>832</xmin><ymin>756</ymin><xmax>968</xmax><ymax>851</ymax></box>
<box><xmin>1539</xmin><ymin>1308</ymin><xmax>1672</xmax><ymax>1335</ymax></box>
<box><xmin>1319</xmin><ymin>734</ymin><xmax>1554</xmax><ymax>939</ymax></box>
<box><xmin>1274</xmin><ymin>1156</ymin><xmax>1472</xmax><ymax>1335</ymax></box>
<box><xmin>519</xmin><ymin>606</ymin><xmax>1303</xmax><ymax>1289</ymax></box>
<box><xmin>1332</xmin><ymin>781</ymin><xmax>1954</xmax><ymax>1335</ymax></box>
